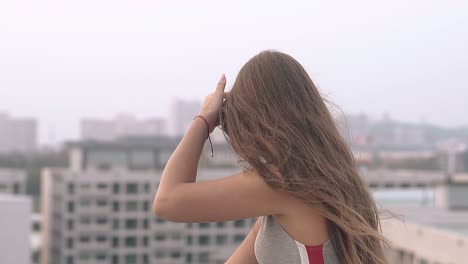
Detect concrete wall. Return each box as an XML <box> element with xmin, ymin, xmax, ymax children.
<box><xmin>0</xmin><ymin>195</ymin><xmax>31</xmax><ymax>264</ymax></box>
<box><xmin>383</xmin><ymin>219</ymin><xmax>468</xmax><ymax>264</ymax></box>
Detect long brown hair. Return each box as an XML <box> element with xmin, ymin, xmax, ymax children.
<box><xmin>220</xmin><ymin>50</ymin><xmax>389</xmax><ymax>264</ymax></box>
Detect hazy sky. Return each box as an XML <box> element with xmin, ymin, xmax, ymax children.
<box><xmin>0</xmin><ymin>0</ymin><xmax>467</xmax><ymax>145</ymax></box>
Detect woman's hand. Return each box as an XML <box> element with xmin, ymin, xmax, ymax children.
<box><xmin>198</xmin><ymin>73</ymin><xmax>228</xmax><ymax>134</ymax></box>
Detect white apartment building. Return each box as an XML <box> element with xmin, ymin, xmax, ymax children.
<box><xmin>0</xmin><ymin>194</ymin><xmax>32</xmax><ymax>264</ymax></box>
<box><xmin>41</xmin><ymin>136</ymin><xmax>251</xmax><ymax>264</ymax></box>
<box><xmin>168</xmin><ymin>99</ymin><xmax>227</xmax><ymax>143</ymax></box>
<box><xmin>0</xmin><ymin>168</ymin><xmax>27</xmax><ymax>194</ymax></box>
<box><xmin>81</xmin><ymin>113</ymin><xmax>167</xmax><ymax>141</ymax></box>
<box><xmin>0</xmin><ymin>112</ymin><xmax>37</xmax><ymax>153</ymax></box>
<box><xmin>40</xmin><ymin>135</ymin><xmax>468</xmax><ymax>264</ymax></box>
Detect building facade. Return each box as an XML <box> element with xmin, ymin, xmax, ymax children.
<box><xmin>383</xmin><ymin>217</ymin><xmax>468</xmax><ymax>264</ymax></box>
<box><xmin>0</xmin><ymin>112</ymin><xmax>37</xmax><ymax>153</ymax></box>
<box><xmin>169</xmin><ymin>99</ymin><xmax>201</xmax><ymax>137</ymax></box>
<box><xmin>41</xmin><ymin>137</ymin><xmax>251</xmax><ymax>264</ymax></box>
<box><xmin>0</xmin><ymin>194</ymin><xmax>32</xmax><ymax>264</ymax></box>
<box><xmin>81</xmin><ymin>113</ymin><xmax>167</xmax><ymax>142</ymax></box>
<box><xmin>0</xmin><ymin>168</ymin><xmax>27</xmax><ymax>195</ymax></box>
<box><xmin>40</xmin><ymin>136</ymin><xmax>468</xmax><ymax>264</ymax></box>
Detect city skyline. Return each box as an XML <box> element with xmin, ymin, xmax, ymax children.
<box><xmin>1</xmin><ymin>1</ymin><xmax>468</xmax><ymax>263</ymax></box>
<box><xmin>1</xmin><ymin>108</ymin><xmax>467</xmax><ymax>148</ymax></box>
<box><xmin>1</xmin><ymin>0</ymin><xmax>467</xmax><ymax>145</ymax></box>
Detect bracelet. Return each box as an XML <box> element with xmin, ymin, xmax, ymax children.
<box><xmin>193</xmin><ymin>115</ymin><xmax>214</xmax><ymax>157</ymax></box>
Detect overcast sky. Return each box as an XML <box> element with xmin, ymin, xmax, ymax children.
<box><xmin>0</xmin><ymin>0</ymin><xmax>467</xmax><ymax>145</ymax></box>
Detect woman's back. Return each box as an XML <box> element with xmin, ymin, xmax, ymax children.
<box><xmin>254</xmin><ymin>215</ymin><xmax>340</xmax><ymax>264</ymax></box>
<box><xmin>155</xmin><ymin>50</ymin><xmax>388</xmax><ymax>264</ymax></box>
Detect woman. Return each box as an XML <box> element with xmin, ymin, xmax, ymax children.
<box><xmin>153</xmin><ymin>50</ymin><xmax>388</xmax><ymax>264</ymax></box>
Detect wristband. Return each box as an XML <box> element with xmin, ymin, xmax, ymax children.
<box><xmin>193</xmin><ymin>115</ymin><xmax>214</xmax><ymax>157</ymax></box>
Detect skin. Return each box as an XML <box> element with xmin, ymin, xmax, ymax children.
<box><xmin>153</xmin><ymin>73</ymin><xmax>330</xmax><ymax>263</ymax></box>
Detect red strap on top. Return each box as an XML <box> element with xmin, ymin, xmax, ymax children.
<box><xmin>305</xmin><ymin>243</ymin><xmax>324</xmax><ymax>264</ymax></box>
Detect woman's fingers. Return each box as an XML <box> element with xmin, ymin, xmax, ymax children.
<box><xmin>216</xmin><ymin>73</ymin><xmax>226</xmax><ymax>94</ymax></box>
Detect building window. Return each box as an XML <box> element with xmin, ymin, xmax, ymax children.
<box><xmin>126</xmin><ymin>183</ymin><xmax>138</xmax><ymax>194</ymax></box>
<box><xmin>97</xmin><ymin>183</ymin><xmax>107</xmax><ymax>190</ymax></box>
<box><xmin>125</xmin><ymin>201</ymin><xmax>138</xmax><ymax>211</ymax></box>
<box><xmin>199</xmin><ymin>222</ymin><xmax>210</xmax><ymax>228</ymax></box>
<box><xmin>96</xmin><ymin>236</ymin><xmax>107</xmax><ymax>243</ymax></box>
<box><xmin>142</xmin><ymin>219</ymin><xmax>149</xmax><ymax>229</ymax></box>
<box><xmin>67</xmin><ymin>202</ymin><xmax>74</xmax><ymax>213</ymax></box>
<box><xmin>13</xmin><ymin>183</ymin><xmax>20</xmax><ymax>194</ymax></box>
<box><xmin>112</xmin><ymin>237</ymin><xmax>119</xmax><ymax>247</ymax></box>
<box><xmin>125</xmin><ymin>237</ymin><xmax>137</xmax><ymax>247</ymax></box>
<box><xmin>124</xmin><ymin>255</ymin><xmax>137</xmax><ymax>264</ymax></box>
<box><xmin>113</xmin><ymin>219</ymin><xmax>119</xmax><ymax>229</ymax></box>
<box><xmin>155</xmin><ymin>234</ymin><xmax>166</xmax><ymax>241</ymax></box>
<box><xmin>142</xmin><ymin>236</ymin><xmax>149</xmax><ymax>246</ymax></box>
<box><xmin>144</xmin><ymin>183</ymin><xmax>151</xmax><ymax>193</ymax></box>
<box><xmin>79</xmin><ymin>236</ymin><xmax>90</xmax><ymax>243</ymax></box>
<box><xmin>112</xmin><ymin>255</ymin><xmax>118</xmax><ymax>264</ymax></box>
<box><xmin>143</xmin><ymin>254</ymin><xmax>149</xmax><ymax>264</ymax></box>
<box><xmin>33</xmin><ymin>221</ymin><xmax>40</xmax><ymax>231</ymax></box>
<box><xmin>96</xmin><ymin>217</ymin><xmax>108</xmax><ymax>225</ymax></box>
<box><xmin>216</xmin><ymin>222</ymin><xmax>225</xmax><ymax>228</ymax></box>
<box><xmin>199</xmin><ymin>235</ymin><xmax>210</xmax><ymax>245</ymax></box>
<box><xmin>67</xmin><ymin>256</ymin><xmax>74</xmax><ymax>264</ymax></box>
<box><xmin>67</xmin><ymin>238</ymin><xmax>73</xmax><ymax>249</ymax></box>
<box><xmin>170</xmin><ymin>251</ymin><xmax>181</xmax><ymax>259</ymax></box>
<box><xmin>97</xmin><ymin>200</ymin><xmax>107</xmax><ymax>207</ymax></box>
<box><xmin>187</xmin><ymin>235</ymin><xmax>192</xmax><ymax>245</ymax></box>
<box><xmin>234</xmin><ymin>234</ymin><xmax>245</xmax><ymax>243</ymax></box>
<box><xmin>216</xmin><ymin>235</ymin><xmax>227</xmax><ymax>245</ymax></box>
<box><xmin>234</xmin><ymin>219</ymin><xmax>245</xmax><ymax>228</ymax></box>
<box><xmin>113</xmin><ymin>183</ymin><xmax>120</xmax><ymax>194</ymax></box>
<box><xmin>68</xmin><ymin>183</ymin><xmax>75</xmax><ymax>194</ymax></box>
<box><xmin>95</xmin><ymin>254</ymin><xmax>106</xmax><ymax>261</ymax></box>
<box><xmin>113</xmin><ymin>201</ymin><xmax>119</xmax><ymax>212</ymax></box>
<box><xmin>199</xmin><ymin>252</ymin><xmax>209</xmax><ymax>262</ymax></box>
<box><xmin>143</xmin><ymin>201</ymin><xmax>150</xmax><ymax>212</ymax></box>
<box><xmin>125</xmin><ymin>219</ymin><xmax>137</xmax><ymax>229</ymax></box>
<box><xmin>67</xmin><ymin>220</ymin><xmax>74</xmax><ymax>230</ymax></box>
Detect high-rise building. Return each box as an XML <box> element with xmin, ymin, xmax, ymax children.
<box><xmin>81</xmin><ymin>113</ymin><xmax>167</xmax><ymax>141</ymax></box>
<box><xmin>167</xmin><ymin>99</ymin><xmax>227</xmax><ymax>143</ymax></box>
<box><xmin>0</xmin><ymin>112</ymin><xmax>37</xmax><ymax>153</ymax></box>
<box><xmin>40</xmin><ymin>136</ymin><xmax>252</xmax><ymax>264</ymax></box>
<box><xmin>0</xmin><ymin>194</ymin><xmax>32</xmax><ymax>264</ymax></box>
<box><xmin>0</xmin><ymin>168</ymin><xmax>27</xmax><ymax>195</ymax></box>
<box><xmin>169</xmin><ymin>99</ymin><xmax>201</xmax><ymax>137</ymax></box>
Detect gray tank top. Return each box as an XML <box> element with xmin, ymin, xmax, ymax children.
<box><xmin>254</xmin><ymin>215</ymin><xmax>340</xmax><ymax>264</ymax></box>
